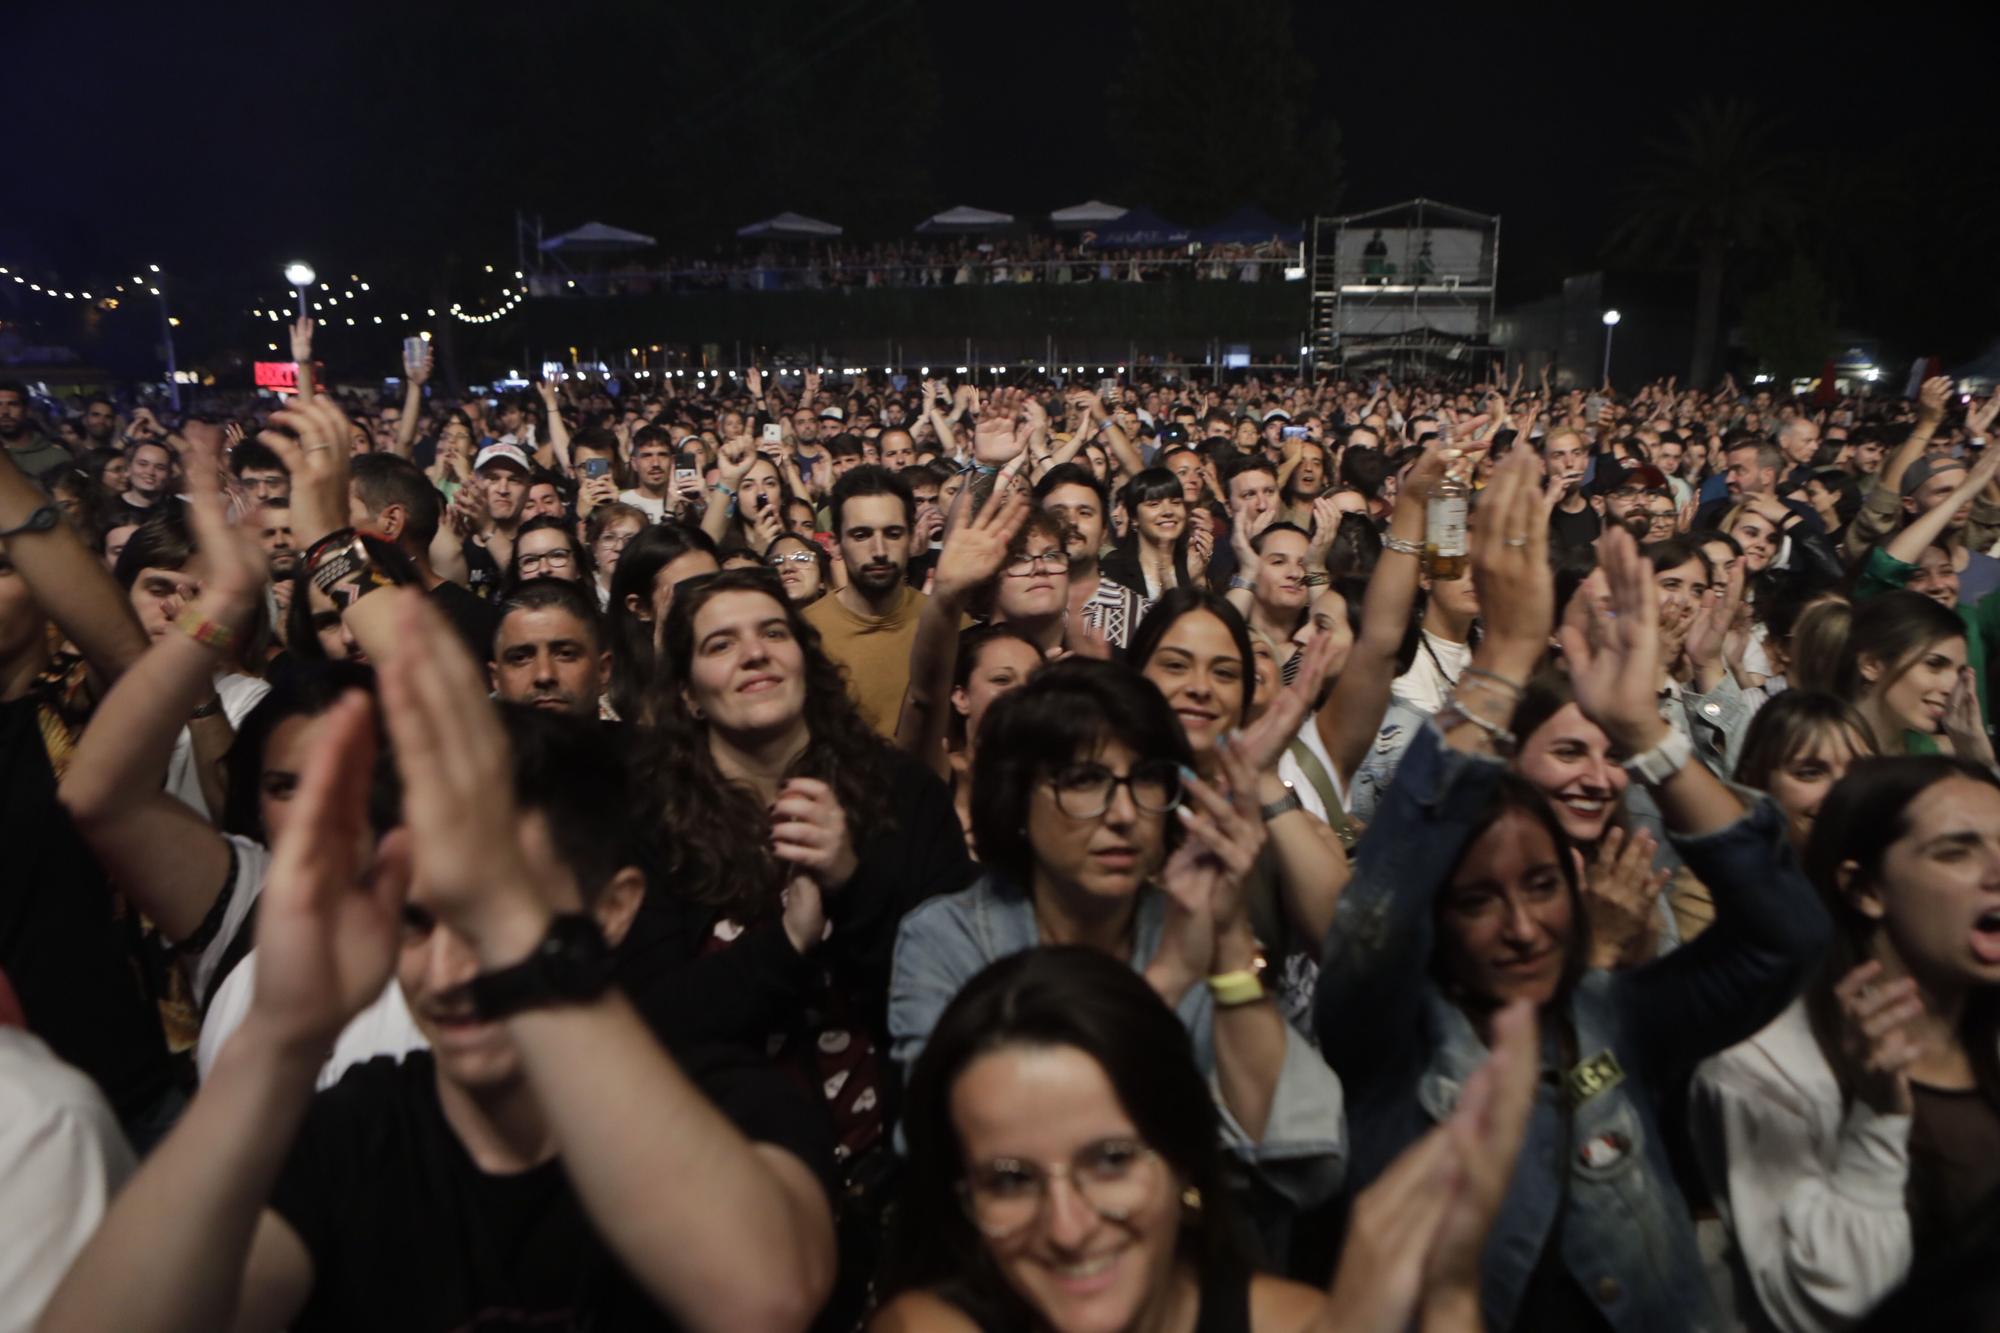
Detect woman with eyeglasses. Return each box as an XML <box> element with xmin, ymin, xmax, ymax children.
<box><xmin>765</xmin><ymin>531</ymin><xmax>831</xmax><ymax>605</ymax></box>
<box><xmin>890</xmin><ymin>658</ymin><xmax>1349</xmax><ymax>1236</ymax></box>
<box><xmin>503</xmin><ymin>514</ymin><xmax>586</xmax><ymax>594</ymax></box>
<box><xmin>876</xmin><ymin>947</ymin><xmax>1539</xmax><ymax>1333</ymax></box>
<box><xmin>585</xmin><ymin>501</ymin><xmax>645</xmax><ymax>611</ymax></box>
<box><xmin>987</xmin><ymin>509</ymin><xmax>1077</xmax><ymax>657</ymax></box>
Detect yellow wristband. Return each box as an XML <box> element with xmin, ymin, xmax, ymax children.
<box><xmin>1206</xmin><ymin>969</ymin><xmax>1265</xmax><ymax>1008</ymax></box>
<box><xmin>175</xmin><ymin>610</ymin><xmax>238</xmax><ymax>660</ymax></box>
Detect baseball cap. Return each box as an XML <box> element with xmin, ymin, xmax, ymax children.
<box><xmin>474</xmin><ymin>442</ymin><xmax>532</xmax><ymax>474</ymax></box>
<box><xmin>1159</xmin><ymin>423</ymin><xmax>1189</xmax><ymax>447</ymax></box>
<box><xmin>1591</xmin><ymin>460</ymin><xmax>1670</xmax><ymax>497</ymax></box>
<box><xmin>1899</xmin><ymin>454</ymin><xmax>1967</xmax><ymax>498</ymax></box>
<box><xmin>1262</xmin><ymin>408</ymin><xmax>1291</xmax><ymax>423</ymax></box>
<box><xmin>819</xmin><ymin>406</ymin><xmax>846</xmax><ymax>422</ymax></box>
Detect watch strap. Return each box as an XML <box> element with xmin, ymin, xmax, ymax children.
<box><xmin>1622</xmin><ymin>727</ymin><xmax>1694</xmax><ymax>785</ymax></box>
<box><xmin>0</xmin><ymin>504</ymin><xmax>61</xmax><ymax>540</ymax></box>
<box><xmin>1259</xmin><ymin>785</ymin><xmax>1306</xmax><ymax>822</ymax></box>
<box><xmin>468</xmin><ymin>913</ymin><xmax>614</xmax><ymax>1020</ymax></box>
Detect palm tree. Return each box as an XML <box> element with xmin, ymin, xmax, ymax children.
<box><xmin>1609</xmin><ymin>98</ymin><xmax>1800</xmax><ymax>387</ymax></box>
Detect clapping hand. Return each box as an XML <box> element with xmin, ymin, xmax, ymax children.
<box><xmin>1918</xmin><ymin>376</ymin><xmax>1953</xmax><ymax>425</ymax></box>
<box><xmin>1835</xmin><ymin>961</ymin><xmax>1926</xmax><ymax>1116</ymax></box>
<box><xmin>1144</xmin><ymin>737</ymin><xmax>1268</xmax><ymax>1006</ymax></box>
<box><xmin>1557</xmin><ymin>528</ymin><xmax>1671</xmax><ymax>755</ymax></box>
<box><xmin>1581</xmin><ymin>827</ymin><xmax>1668</xmax><ymax>970</ymax></box>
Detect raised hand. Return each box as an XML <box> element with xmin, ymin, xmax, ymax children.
<box><xmin>260</xmin><ymin>395</ymin><xmax>361</xmax><ymax>548</ymax></box>
<box><xmin>1917</xmin><ymin>376</ymin><xmax>1953</xmax><ymax>425</ymax></box>
<box><xmin>1970</xmin><ymin>392</ymin><xmax>2000</xmax><ymax>439</ymax></box>
<box><xmin>1469</xmin><ymin>446</ymin><xmax>1554</xmax><ymax>679</ymax></box>
<box><xmin>1581</xmin><ymin>827</ymin><xmax>1668</xmax><ymax>969</ymax></box>
<box><xmin>1234</xmin><ymin>630</ymin><xmax>1336</xmax><ymax>775</ymax></box>
<box><xmin>716</xmin><ymin>437</ymin><xmax>756</xmax><ymax>489</ymax></box>
<box><xmin>377</xmin><ymin>592</ymin><xmax>577</xmax><ymax>957</ymax></box>
<box><xmin>182</xmin><ymin>424</ymin><xmax>270</xmax><ymax>625</ymax></box>
<box><xmin>289</xmin><ymin>314</ymin><xmax>315</xmax><ymax>365</ymax></box>
<box><xmin>1834</xmin><ymin>961</ymin><xmax>1925</xmax><ymax>1115</ymax></box>
<box><xmin>1944</xmin><ymin>666</ymin><xmax>1995</xmax><ymax>765</ymax></box>
<box><xmin>932</xmin><ymin>474</ymin><xmax>1032</xmax><ymax>603</ymax></box>
<box><xmin>1557</xmin><ymin>528</ymin><xmax>1670</xmax><ymax>754</ymax></box>
<box><xmin>770</xmin><ymin>777</ymin><xmax>859</xmax><ymax>891</ymax></box>
<box><xmin>972</xmin><ymin>387</ymin><xmax>1030</xmax><ymax>466</ymax></box>
<box><xmin>1422</xmin><ymin>999</ymin><xmax>1540</xmax><ymax>1307</ymax></box>
<box><xmin>1683</xmin><ymin>551</ymin><xmax>1743</xmax><ymax>683</ymax></box>
<box><xmin>746</xmin><ymin>365</ymin><xmax>764</xmax><ymax>400</ymax></box>
<box><xmin>1144</xmin><ymin>750</ymin><xmax>1267</xmax><ymax>1005</ymax></box>
<box><xmin>248</xmin><ymin>691</ymin><xmax>411</xmax><ymax>1055</ymax></box>
<box><xmin>1305</xmin><ymin>494</ymin><xmax>1342</xmax><ymax>567</ymax></box>
<box><xmin>408</xmin><ymin>343</ymin><xmax>434</xmax><ymax>387</ymax></box>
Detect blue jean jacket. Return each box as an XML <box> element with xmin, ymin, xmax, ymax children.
<box><xmin>1316</xmin><ymin>723</ymin><xmax>1828</xmax><ymax>1333</ymax></box>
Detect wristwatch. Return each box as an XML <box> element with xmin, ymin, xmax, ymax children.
<box><xmin>1259</xmin><ymin>783</ymin><xmax>1306</xmax><ymax>822</ymax></box>
<box><xmin>0</xmin><ymin>504</ymin><xmax>60</xmax><ymax>539</ymax></box>
<box><xmin>1622</xmin><ymin>727</ymin><xmax>1694</xmax><ymax>786</ymax></box>
<box><xmin>468</xmin><ymin>914</ymin><xmax>615</xmax><ymax>1020</ymax></box>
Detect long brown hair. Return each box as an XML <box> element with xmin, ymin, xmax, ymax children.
<box><xmin>1802</xmin><ymin>757</ymin><xmax>2000</xmax><ymax>1110</ymax></box>
<box><xmin>637</xmin><ymin>567</ymin><xmax>896</xmax><ymax>918</ymax></box>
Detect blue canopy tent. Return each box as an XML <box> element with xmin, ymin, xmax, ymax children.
<box><xmin>1195</xmin><ymin>207</ymin><xmax>1301</xmax><ymax>246</ymax></box>
<box><xmin>1088</xmin><ymin>207</ymin><xmax>1190</xmax><ymax>249</ymax></box>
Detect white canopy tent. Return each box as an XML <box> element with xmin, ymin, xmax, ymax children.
<box><xmin>915</xmin><ymin>205</ymin><xmax>1016</xmax><ymax>234</ymax></box>
<box><xmin>1049</xmin><ymin>200</ymin><xmax>1129</xmax><ymax>230</ymax></box>
<box><xmin>736</xmin><ymin>211</ymin><xmax>844</xmax><ymax>239</ymax></box>
<box><xmin>537</xmin><ymin>220</ymin><xmax>657</xmax><ymax>254</ymax></box>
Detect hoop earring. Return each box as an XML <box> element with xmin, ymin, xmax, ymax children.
<box><xmin>1180</xmin><ymin>1186</ymin><xmax>1202</xmax><ymax>1212</ymax></box>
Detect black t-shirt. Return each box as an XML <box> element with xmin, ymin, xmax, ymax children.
<box><xmin>464</xmin><ymin>542</ymin><xmax>503</xmax><ymax>602</ymax></box>
<box><xmin>430</xmin><ymin>578</ymin><xmax>501</xmax><ymax>663</ymax></box>
<box><xmin>0</xmin><ymin>697</ymin><xmax>175</xmax><ymax>1118</ymax></box>
<box><xmin>268</xmin><ymin>1046</ymin><xmax>835</xmax><ymax>1332</ymax></box>
<box><xmin>1547</xmin><ymin>501</ymin><xmax>1603</xmax><ymax>553</ymax></box>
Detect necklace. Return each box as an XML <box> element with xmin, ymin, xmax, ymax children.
<box><xmin>1420</xmin><ymin>630</ymin><xmax>1464</xmax><ymax>688</ymax></box>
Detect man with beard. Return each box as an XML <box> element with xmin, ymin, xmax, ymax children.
<box><xmin>803</xmin><ymin>465</ymin><xmax>923</xmax><ymax>735</ymax></box>
<box><xmin>1595</xmin><ymin>462</ymin><xmax>1673</xmax><ymax>543</ymax></box>
<box><xmin>350</xmin><ymin>454</ymin><xmax>498</xmax><ymax>660</ymax></box>
<box><xmin>490</xmin><ymin>579</ymin><xmax>610</xmax><ymax>717</ymax></box>
<box><xmin>1034</xmin><ymin>463</ymin><xmax>1148</xmax><ymax>649</ymax></box>
<box><xmin>0</xmin><ymin>382</ymin><xmax>72</xmax><ymax>480</ymax></box>
<box><xmin>81</xmin><ymin>397</ymin><xmax>120</xmax><ymax>452</ymax></box>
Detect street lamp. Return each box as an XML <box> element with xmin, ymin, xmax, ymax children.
<box><xmin>284</xmin><ymin>262</ymin><xmax>316</xmax><ymax>319</ymax></box>
<box><xmin>1600</xmin><ymin>309</ymin><xmax>1622</xmax><ymax>384</ymax></box>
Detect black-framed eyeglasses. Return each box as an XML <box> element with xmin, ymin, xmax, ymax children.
<box><xmin>1044</xmin><ymin>760</ymin><xmax>1183</xmax><ymax>819</ymax></box>
<box><xmin>958</xmin><ymin>1138</ymin><xmax>1161</xmax><ymax>1239</ymax></box>
<box><xmin>518</xmin><ymin>549</ymin><xmax>575</xmax><ymax>572</ymax></box>
<box><xmin>766</xmin><ymin>550</ymin><xmax>817</xmax><ymax>566</ymax></box>
<box><xmin>1004</xmin><ymin>551</ymin><xmax>1069</xmax><ymax>578</ymax></box>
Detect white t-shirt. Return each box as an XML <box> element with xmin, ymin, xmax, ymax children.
<box><xmin>1390</xmin><ymin>630</ymin><xmax>1471</xmax><ymax>717</ymax></box>
<box><xmin>618</xmin><ymin>489</ymin><xmax>668</xmax><ymax>524</ymax></box>
<box><xmin>166</xmin><ymin>672</ymin><xmax>271</xmax><ymax>822</ymax></box>
<box><xmin>189</xmin><ymin>834</ymin><xmax>427</xmax><ymax>1090</ymax></box>
<box><xmin>199</xmin><ymin>956</ymin><xmax>426</xmax><ymax>1092</ymax></box>
<box><xmin>0</xmin><ymin>1027</ymin><xmax>134</xmax><ymax>1331</ymax></box>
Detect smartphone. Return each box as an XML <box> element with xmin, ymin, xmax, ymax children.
<box><xmin>761</xmin><ymin>423</ymin><xmax>784</xmax><ymax>446</ymax></box>
<box><xmin>402</xmin><ymin>336</ymin><xmax>427</xmax><ymax>374</ymax></box>
<box><xmin>673</xmin><ymin>452</ymin><xmax>697</xmax><ymax>487</ymax></box>
<box><xmin>1099</xmin><ymin>376</ymin><xmax>1119</xmax><ymax>402</ymax></box>
<box><xmin>1281</xmin><ymin>425</ymin><xmax>1309</xmax><ymax>441</ymax></box>
<box><xmin>583</xmin><ymin>458</ymin><xmax>610</xmax><ymax>481</ymax></box>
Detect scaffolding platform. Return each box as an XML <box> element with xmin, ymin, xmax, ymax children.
<box><xmin>1308</xmin><ymin>198</ymin><xmax>1499</xmax><ymax>377</ymax></box>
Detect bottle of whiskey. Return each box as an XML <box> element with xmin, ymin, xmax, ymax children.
<box><xmin>1424</xmin><ymin>471</ymin><xmax>1469</xmax><ymax>580</ymax></box>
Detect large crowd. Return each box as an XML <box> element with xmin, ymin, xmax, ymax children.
<box><xmin>543</xmin><ymin>235</ymin><xmax>1298</xmax><ymax>296</ymax></box>
<box><xmin>4</xmin><ymin>314</ymin><xmax>2000</xmax><ymax>1333</ymax></box>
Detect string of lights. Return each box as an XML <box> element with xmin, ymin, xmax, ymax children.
<box><xmin>247</xmin><ymin>264</ymin><xmax>528</xmax><ymax>327</ymax></box>
<box><xmin>0</xmin><ymin>262</ymin><xmax>163</xmax><ymax>307</ymax></box>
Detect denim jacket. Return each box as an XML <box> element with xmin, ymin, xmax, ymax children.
<box><xmin>890</xmin><ymin>874</ymin><xmax>1348</xmax><ymax>1209</ymax></box>
<box><xmin>1316</xmin><ymin>722</ymin><xmax>1829</xmax><ymax>1333</ymax></box>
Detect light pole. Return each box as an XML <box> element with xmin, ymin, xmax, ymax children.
<box><xmin>1601</xmin><ymin>308</ymin><xmax>1621</xmax><ymax>385</ymax></box>
<box><xmin>284</xmin><ymin>261</ymin><xmax>316</xmax><ymax>320</ymax></box>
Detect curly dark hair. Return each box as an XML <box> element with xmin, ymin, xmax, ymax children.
<box><xmin>638</xmin><ymin>566</ymin><xmax>897</xmax><ymax>917</ymax></box>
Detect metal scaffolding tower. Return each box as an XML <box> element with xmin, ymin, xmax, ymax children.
<box><xmin>1308</xmin><ymin>198</ymin><xmax>1500</xmax><ymax>378</ymax></box>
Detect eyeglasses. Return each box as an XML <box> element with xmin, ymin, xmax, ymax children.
<box><xmin>1004</xmin><ymin>550</ymin><xmax>1069</xmax><ymax>578</ymax></box>
<box><xmin>767</xmin><ymin>550</ymin><xmax>817</xmax><ymax>567</ymax></box>
<box><xmin>959</xmin><ymin>1138</ymin><xmax>1161</xmax><ymax>1240</ymax></box>
<box><xmin>518</xmin><ymin>549</ymin><xmax>575</xmax><ymax>572</ymax></box>
<box><xmin>1044</xmin><ymin>760</ymin><xmax>1183</xmax><ymax>819</ymax></box>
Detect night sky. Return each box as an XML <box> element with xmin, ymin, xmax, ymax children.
<box><xmin>9</xmin><ymin>1</ymin><xmax>1998</xmax><ymax>356</ymax></box>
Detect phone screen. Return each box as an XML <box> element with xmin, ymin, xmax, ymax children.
<box><xmin>583</xmin><ymin>458</ymin><xmax>610</xmax><ymax>480</ymax></box>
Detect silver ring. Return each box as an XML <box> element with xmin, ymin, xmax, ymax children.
<box><xmin>1503</xmin><ymin>536</ymin><xmax>1528</xmax><ymax>547</ymax></box>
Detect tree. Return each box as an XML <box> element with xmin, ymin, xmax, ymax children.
<box><xmin>1740</xmin><ymin>256</ymin><xmax>1836</xmax><ymax>383</ymax></box>
<box><xmin>1105</xmin><ymin>0</ymin><xmax>1342</xmax><ymax>223</ymax></box>
<box><xmin>1609</xmin><ymin>98</ymin><xmax>1799</xmax><ymax>388</ymax></box>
